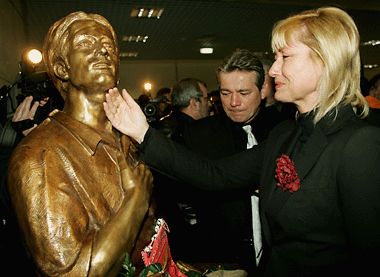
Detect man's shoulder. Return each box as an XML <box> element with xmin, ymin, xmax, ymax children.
<box><xmin>182</xmin><ymin>114</ymin><xmax>238</xmax><ymax>157</ymax></box>
<box><xmin>189</xmin><ymin>114</ymin><xmax>228</xmax><ymax>132</ymax></box>
<box><xmin>155</xmin><ymin>112</ymin><xmax>190</xmax><ymax>139</ymax></box>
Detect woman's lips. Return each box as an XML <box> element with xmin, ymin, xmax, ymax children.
<box><xmin>275</xmin><ymin>81</ymin><xmax>284</xmax><ymax>90</ymax></box>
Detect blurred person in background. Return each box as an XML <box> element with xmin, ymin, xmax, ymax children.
<box><xmin>155</xmin><ymin>87</ymin><xmax>172</xmax><ymax>119</ymax></box>
<box><xmin>152</xmin><ymin>78</ymin><xmax>210</xmax><ymax>264</ymax></box>
<box><xmin>365</xmin><ymin>74</ymin><xmax>380</xmax><ymax>126</ymax></box>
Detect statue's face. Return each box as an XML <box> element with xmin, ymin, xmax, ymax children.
<box><xmin>64</xmin><ymin>20</ymin><xmax>118</xmax><ymax>99</ymax></box>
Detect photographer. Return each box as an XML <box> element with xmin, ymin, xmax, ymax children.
<box><xmin>12</xmin><ymin>95</ymin><xmax>49</xmax><ymax>136</ymax></box>
<box><xmin>138</xmin><ymin>89</ymin><xmax>172</xmax><ymax>125</ymax></box>
<box><xmin>1</xmin><ymin>95</ymin><xmax>49</xmax><ymax>276</ymax></box>
<box><xmin>150</xmin><ymin>78</ymin><xmax>209</xmax><ymax>262</ymax></box>
<box><xmin>0</xmin><ymin>61</ymin><xmax>63</xmax><ymax>276</ymax></box>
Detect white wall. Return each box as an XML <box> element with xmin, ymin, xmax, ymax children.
<box><xmin>119</xmin><ymin>59</ymin><xmax>222</xmax><ymax>99</ymax></box>
<box><xmin>0</xmin><ymin>0</ymin><xmax>26</xmax><ymax>86</ymax></box>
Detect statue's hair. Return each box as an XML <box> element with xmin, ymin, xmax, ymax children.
<box><xmin>43</xmin><ymin>11</ymin><xmax>118</xmax><ymax>96</ymax></box>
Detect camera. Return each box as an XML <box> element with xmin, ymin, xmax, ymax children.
<box><xmin>0</xmin><ymin>50</ymin><xmax>64</xmax><ymax>147</ymax></box>
<box><xmin>16</xmin><ymin>71</ymin><xmax>63</xmax><ymax>124</ymax></box>
<box><xmin>141</xmin><ymin>100</ymin><xmax>160</xmax><ymax>123</ymax></box>
<box><xmin>16</xmin><ymin>71</ymin><xmax>55</xmax><ymax>103</ymax></box>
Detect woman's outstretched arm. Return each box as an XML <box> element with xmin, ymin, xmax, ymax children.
<box><xmin>104</xmin><ymin>87</ymin><xmax>263</xmax><ymax>191</ymax></box>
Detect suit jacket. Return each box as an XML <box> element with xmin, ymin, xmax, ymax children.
<box><xmin>151</xmin><ymin>110</ymin><xmax>208</xmax><ymax>261</ymax></box>
<box><xmin>180</xmin><ymin>112</ymin><xmax>255</xmax><ymax>266</ymax></box>
<box><xmin>140</xmin><ymin>104</ymin><xmax>380</xmax><ymax>276</ymax></box>
<box><xmin>178</xmin><ymin>108</ymin><xmax>284</xmax><ymax>267</ymax></box>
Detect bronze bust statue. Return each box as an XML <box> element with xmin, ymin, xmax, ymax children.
<box><xmin>7</xmin><ymin>11</ymin><xmax>154</xmax><ymax>276</ymax></box>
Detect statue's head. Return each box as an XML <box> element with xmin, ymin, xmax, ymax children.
<box><xmin>43</xmin><ymin>11</ymin><xmax>119</xmax><ymax>99</ymax></box>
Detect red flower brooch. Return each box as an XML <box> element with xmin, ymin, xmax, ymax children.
<box><xmin>275</xmin><ymin>154</ymin><xmax>301</xmax><ymax>192</ymax></box>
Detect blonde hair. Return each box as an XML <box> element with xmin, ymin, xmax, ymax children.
<box><xmin>43</xmin><ymin>11</ymin><xmax>118</xmax><ymax>97</ymax></box>
<box><xmin>271</xmin><ymin>6</ymin><xmax>368</xmax><ymax>123</ymax></box>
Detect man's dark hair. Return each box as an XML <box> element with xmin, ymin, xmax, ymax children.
<box><xmin>217</xmin><ymin>48</ymin><xmax>265</xmax><ymax>90</ymax></box>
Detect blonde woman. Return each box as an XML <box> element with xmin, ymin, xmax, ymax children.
<box><xmin>104</xmin><ymin>7</ymin><xmax>380</xmax><ymax>276</ymax></box>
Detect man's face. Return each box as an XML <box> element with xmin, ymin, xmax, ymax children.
<box><xmin>64</xmin><ymin>20</ymin><xmax>118</xmax><ymax>100</ymax></box>
<box><xmin>196</xmin><ymin>82</ymin><xmax>210</xmax><ymax>119</ymax></box>
<box><xmin>219</xmin><ymin>71</ymin><xmax>262</xmax><ymax>123</ymax></box>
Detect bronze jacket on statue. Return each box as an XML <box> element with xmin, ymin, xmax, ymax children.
<box><xmin>7</xmin><ymin>110</ymin><xmax>140</xmax><ymax>276</ymax></box>
<box><xmin>138</xmin><ymin>104</ymin><xmax>380</xmax><ymax>276</ymax></box>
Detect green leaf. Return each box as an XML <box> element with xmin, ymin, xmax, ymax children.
<box><xmin>119</xmin><ymin>253</ymin><xmax>136</xmax><ymax>277</ymax></box>
<box><xmin>138</xmin><ymin>263</ymin><xmax>163</xmax><ymax>277</ymax></box>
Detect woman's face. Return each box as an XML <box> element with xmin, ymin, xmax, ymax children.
<box><xmin>269</xmin><ymin>39</ymin><xmax>323</xmax><ymax>113</ymax></box>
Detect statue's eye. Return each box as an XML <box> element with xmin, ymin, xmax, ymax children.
<box><xmin>76</xmin><ymin>39</ymin><xmax>94</xmax><ymax>48</ymax></box>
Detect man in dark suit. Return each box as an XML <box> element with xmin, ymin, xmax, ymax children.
<box><xmin>177</xmin><ymin>49</ymin><xmax>289</xmax><ymax>274</ymax></box>
<box><xmin>151</xmin><ymin>78</ymin><xmax>210</xmax><ymax>262</ymax></box>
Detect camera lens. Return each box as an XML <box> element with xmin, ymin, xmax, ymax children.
<box><xmin>143</xmin><ymin>103</ymin><xmax>157</xmax><ymax>117</ymax></box>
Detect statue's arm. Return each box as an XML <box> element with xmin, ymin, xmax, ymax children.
<box><xmin>88</xmin><ymin>159</ymin><xmax>153</xmax><ymax>276</ymax></box>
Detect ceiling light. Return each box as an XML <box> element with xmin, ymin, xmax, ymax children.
<box><xmin>144</xmin><ymin>82</ymin><xmax>152</xmax><ymax>92</ymax></box>
<box><xmin>147</xmin><ymin>9</ymin><xmax>154</xmax><ymax>18</ymax></box>
<box><xmin>122</xmin><ymin>35</ymin><xmax>149</xmax><ymax>43</ymax></box>
<box><xmin>361</xmin><ymin>40</ymin><xmax>380</xmax><ymax>46</ymax></box>
<box><xmin>26</xmin><ymin>49</ymin><xmax>43</xmax><ymax>64</ymax></box>
<box><xmin>200</xmin><ymin>47</ymin><xmax>213</xmax><ymax>54</ymax></box>
<box><xmin>120</xmin><ymin>52</ymin><xmax>138</xmax><ymax>58</ymax></box>
<box><xmin>363</xmin><ymin>64</ymin><xmax>379</xmax><ymax>69</ymax></box>
<box><xmin>130</xmin><ymin>8</ymin><xmax>164</xmax><ymax>19</ymax></box>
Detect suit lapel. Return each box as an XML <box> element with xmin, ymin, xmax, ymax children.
<box><xmin>260</xmin><ymin>124</ymin><xmax>301</xmax><ymax>246</ymax></box>
<box><xmin>264</xmin><ymin>126</ymin><xmax>328</xmax><ymax>216</ymax></box>
<box><xmin>261</xmin><ymin>105</ymin><xmax>355</xmax><ymax>247</ymax></box>
<box><xmin>294</xmin><ymin>105</ymin><xmax>355</xmax><ymax>181</ymax></box>
<box><xmin>293</xmin><ymin>127</ymin><xmax>327</xmax><ymax>182</ymax></box>
<box><xmin>263</xmin><ymin>125</ymin><xmax>302</xmax><ymax>202</ymax></box>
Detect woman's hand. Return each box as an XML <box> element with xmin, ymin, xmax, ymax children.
<box><xmin>104</xmin><ymin>88</ymin><xmax>149</xmax><ymax>143</ymax></box>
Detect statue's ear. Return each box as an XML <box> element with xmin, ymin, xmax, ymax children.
<box><xmin>53</xmin><ymin>60</ymin><xmax>69</xmax><ymax>81</ymax></box>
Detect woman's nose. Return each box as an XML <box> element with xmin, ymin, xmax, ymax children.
<box><xmin>269</xmin><ymin>59</ymin><xmax>280</xmax><ymax>77</ymax></box>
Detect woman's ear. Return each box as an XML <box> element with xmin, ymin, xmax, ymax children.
<box><xmin>53</xmin><ymin>60</ymin><xmax>69</xmax><ymax>81</ymax></box>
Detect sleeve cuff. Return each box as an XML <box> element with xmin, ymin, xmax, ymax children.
<box><xmin>138</xmin><ymin>126</ymin><xmax>155</xmax><ymax>152</ymax></box>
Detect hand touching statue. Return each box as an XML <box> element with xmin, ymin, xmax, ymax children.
<box><xmin>104</xmin><ymin>88</ymin><xmax>149</xmax><ymax>143</ymax></box>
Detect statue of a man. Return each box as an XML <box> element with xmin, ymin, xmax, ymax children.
<box><xmin>7</xmin><ymin>11</ymin><xmax>153</xmax><ymax>276</ymax></box>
